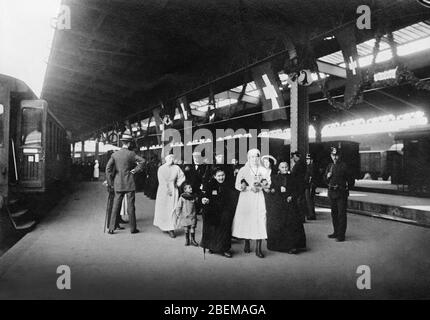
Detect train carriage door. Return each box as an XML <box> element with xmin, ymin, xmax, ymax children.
<box><xmin>17</xmin><ymin>100</ymin><xmax>47</xmax><ymax>190</ymax></box>
<box><xmin>0</xmin><ymin>84</ymin><xmax>10</xmax><ymax>198</ymax></box>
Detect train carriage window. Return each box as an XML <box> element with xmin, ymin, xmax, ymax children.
<box><xmin>0</xmin><ymin>104</ymin><xmax>4</xmax><ymax>147</ymax></box>
<box><xmin>21</xmin><ymin>107</ymin><xmax>42</xmax><ymax>147</ymax></box>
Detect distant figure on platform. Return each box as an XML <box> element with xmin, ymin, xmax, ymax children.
<box><xmin>106</xmin><ymin>133</ymin><xmax>144</xmax><ymax>234</ymax></box>
<box><xmin>93</xmin><ymin>160</ymin><xmax>100</xmax><ymax>181</ymax></box>
<box><xmin>200</xmin><ymin>167</ymin><xmax>236</xmax><ymax>258</ymax></box>
<box><xmin>304</xmin><ymin>153</ymin><xmax>317</xmax><ymax>220</ymax></box>
<box><xmin>153</xmin><ymin>154</ymin><xmax>185</xmax><ymax>238</ymax></box>
<box><xmin>265</xmin><ymin>161</ymin><xmax>306</xmax><ymax>253</ymax></box>
<box><xmin>290</xmin><ymin>151</ymin><xmax>307</xmax><ymax>222</ymax></box>
<box><xmin>87</xmin><ymin>161</ymin><xmax>93</xmax><ymax>181</ymax></box>
<box><xmin>232</xmin><ymin>149</ymin><xmax>271</xmax><ymax>258</ymax></box>
<box><xmin>324</xmin><ymin>147</ymin><xmax>353</xmax><ymax>242</ymax></box>
<box><xmin>175</xmin><ymin>182</ymin><xmax>199</xmax><ymax>247</ymax></box>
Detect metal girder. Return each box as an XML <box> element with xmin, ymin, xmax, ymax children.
<box><xmin>224</xmin><ymin>90</ymin><xmax>260</xmax><ymax>105</ymax></box>
<box><xmin>316</xmin><ymin>60</ymin><xmax>347</xmax><ymax>78</ymax></box>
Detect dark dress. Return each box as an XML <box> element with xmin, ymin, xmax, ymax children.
<box><xmin>146</xmin><ymin>160</ymin><xmax>160</xmax><ymax>199</ymax></box>
<box><xmin>200</xmin><ymin>179</ymin><xmax>235</xmax><ymax>253</ymax></box>
<box><xmin>134</xmin><ymin>163</ymin><xmax>147</xmax><ymax>192</ymax></box>
<box><xmin>265</xmin><ymin>173</ymin><xmax>306</xmax><ymax>252</ymax></box>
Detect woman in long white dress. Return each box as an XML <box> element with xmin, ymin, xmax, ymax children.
<box><xmin>232</xmin><ymin>149</ymin><xmax>271</xmax><ymax>258</ymax></box>
<box><xmin>153</xmin><ymin>154</ymin><xmax>186</xmax><ymax>238</ymax></box>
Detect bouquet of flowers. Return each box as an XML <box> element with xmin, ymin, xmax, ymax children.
<box><xmin>251</xmin><ymin>175</ymin><xmax>264</xmax><ymax>192</ymax></box>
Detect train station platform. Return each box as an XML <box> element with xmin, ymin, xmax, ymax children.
<box><xmin>316</xmin><ymin>188</ymin><xmax>430</xmax><ymax>227</ymax></box>
<box><xmin>0</xmin><ymin>181</ymin><xmax>429</xmax><ymax>300</ymax></box>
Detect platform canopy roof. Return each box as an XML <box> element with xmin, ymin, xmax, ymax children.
<box><xmin>41</xmin><ymin>0</ymin><xmax>430</xmax><ymax>139</ymax></box>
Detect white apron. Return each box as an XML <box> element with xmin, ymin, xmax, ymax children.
<box><xmin>153</xmin><ymin>164</ymin><xmax>185</xmax><ymax>231</ymax></box>
<box><xmin>232</xmin><ymin>164</ymin><xmax>271</xmax><ymax>239</ymax></box>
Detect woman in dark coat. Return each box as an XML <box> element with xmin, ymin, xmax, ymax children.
<box><xmin>200</xmin><ymin>167</ymin><xmax>236</xmax><ymax>258</ymax></box>
<box><xmin>265</xmin><ymin>161</ymin><xmax>306</xmax><ymax>254</ymax></box>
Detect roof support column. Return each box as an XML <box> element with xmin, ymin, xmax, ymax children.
<box><xmin>81</xmin><ymin>141</ymin><xmax>85</xmax><ymax>161</ymax></box>
<box><xmin>290</xmin><ymin>80</ymin><xmax>309</xmax><ymax>163</ymax></box>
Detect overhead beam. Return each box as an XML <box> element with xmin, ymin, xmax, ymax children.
<box><xmin>220</xmin><ymin>90</ymin><xmax>260</xmax><ymax>105</ymax></box>
<box><xmin>316</xmin><ymin>60</ymin><xmax>347</xmax><ymax>78</ymax></box>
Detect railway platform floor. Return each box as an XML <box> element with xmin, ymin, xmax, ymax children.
<box><xmin>0</xmin><ymin>180</ymin><xmax>429</xmax><ymax>299</ymax></box>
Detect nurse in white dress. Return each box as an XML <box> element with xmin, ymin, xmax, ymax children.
<box><xmin>232</xmin><ymin>149</ymin><xmax>271</xmax><ymax>258</ymax></box>
<box><xmin>153</xmin><ymin>154</ymin><xmax>186</xmax><ymax>238</ymax></box>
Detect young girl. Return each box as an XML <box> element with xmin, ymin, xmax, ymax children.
<box><xmin>175</xmin><ymin>183</ymin><xmax>199</xmax><ymax>246</ymax></box>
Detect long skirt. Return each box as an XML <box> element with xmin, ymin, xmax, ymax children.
<box><xmin>232</xmin><ymin>190</ymin><xmax>267</xmax><ymax>240</ymax></box>
<box><xmin>265</xmin><ymin>194</ymin><xmax>306</xmax><ymax>252</ymax></box>
<box><xmin>153</xmin><ymin>183</ymin><xmax>179</xmax><ymax>231</ymax></box>
<box><xmin>200</xmin><ymin>206</ymin><xmax>234</xmax><ymax>253</ymax></box>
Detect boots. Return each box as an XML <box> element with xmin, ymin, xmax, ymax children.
<box><xmin>168</xmin><ymin>230</ymin><xmax>176</xmax><ymax>238</ymax></box>
<box><xmin>244</xmin><ymin>239</ymin><xmax>251</xmax><ymax>253</ymax></box>
<box><xmin>185</xmin><ymin>232</ymin><xmax>190</xmax><ymax>246</ymax></box>
<box><xmin>256</xmin><ymin>240</ymin><xmax>264</xmax><ymax>258</ymax></box>
<box><xmin>190</xmin><ymin>233</ymin><xmax>199</xmax><ymax>246</ymax></box>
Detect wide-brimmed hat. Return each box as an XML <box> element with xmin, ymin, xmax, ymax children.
<box><xmin>261</xmin><ymin>154</ymin><xmax>277</xmax><ymax>165</ymax></box>
<box><xmin>291</xmin><ymin>151</ymin><xmax>301</xmax><ymax>157</ymax></box>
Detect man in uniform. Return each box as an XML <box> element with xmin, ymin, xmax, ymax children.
<box><xmin>304</xmin><ymin>153</ymin><xmax>317</xmax><ymax>220</ymax></box>
<box><xmin>324</xmin><ymin>147</ymin><xmax>353</xmax><ymax>242</ymax></box>
<box><xmin>106</xmin><ymin>132</ymin><xmax>145</xmax><ymax>234</ymax></box>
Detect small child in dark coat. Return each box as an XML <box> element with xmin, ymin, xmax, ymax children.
<box><xmin>175</xmin><ymin>183</ymin><xmax>199</xmax><ymax>246</ymax></box>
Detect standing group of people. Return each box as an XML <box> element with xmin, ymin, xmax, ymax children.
<box><xmin>72</xmin><ymin>159</ymin><xmax>100</xmax><ymax>181</ymax></box>
<box><xmin>104</xmin><ymin>133</ymin><xmax>353</xmax><ymax>258</ymax></box>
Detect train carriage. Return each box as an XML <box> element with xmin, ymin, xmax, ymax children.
<box><xmin>0</xmin><ymin>74</ymin><xmax>70</xmax><ymax>233</ymax></box>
